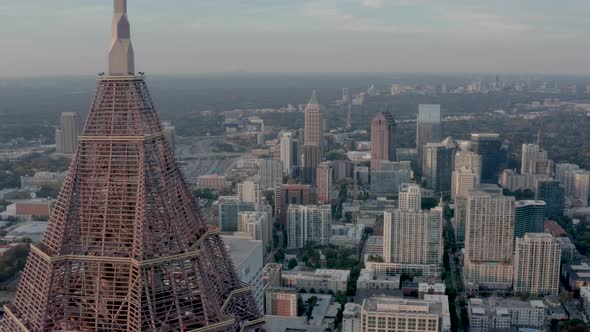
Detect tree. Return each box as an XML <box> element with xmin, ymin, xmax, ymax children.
<box><xmin>274</xmin><ymin>248</ymin><xmax>285</xmax><ymax>263</ymax></box>
<box><xmin>288</xmin><ymin>258</ymin><xmax>298</xmax><ymax>270</ymax></box>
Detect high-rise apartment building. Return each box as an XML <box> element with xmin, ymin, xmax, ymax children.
<box><xmin>275</xmin><ymin>184</ymin><xmax>317</xmax><ymax>225</ymax></box>
<box><xmin>238</xmin><ymin>178</ymin><xmax>261</xmax><ymax>204</ymax></box>
<box><xmin>370</xmin><ymin>112</ymin><xmax>396</xmax><ymax>170</ymax></box>
<box><xmin>514</xmin><ymin>200</ymin><xmax>546</xmax><ymax>239</ymax></box>
<box><xmin>258</xmin><ymin>158</ymin><xmax>283</xmax><ymax>190</ymax></box>
<box><xmin>422</xmin><ymin>143</ymin><xmax>455</xmax><ymax>195</ymax></box>
<box><xmin>398</xmin><ymin>183</ymin><xmax>422</xmax><ymax>211</ymax></box>
<box><xmin>238</xmin><ymin>211</ymin><xmax>271</xmax><ymax>252</ymax></box>
<box><xmin>383</xmin><ymin>208</ymin><xmax>443</xmax><ymax>266</ymax></box>
<box><xmin>162</xmin><ymin>121</ymin><xmax>176</xmax><ymax>151</ymax></box>
<box><xmin>55</xmin><ymin>112</ymin><xmax>81</xmax><ymax>155</ymax></box>
<box><xmin>464</xmin><ymin>190</ymin><xmax>515</xmax><ymax>289</ymax></box>
<box><xmin>454</xmin><ymin>151</ymin><xmax>481</xmax><ymax>176</ymax></box>
<box><xmin>471</xmin><ymin>133</ymin><xmax>506</xmax><ymax>183</ymax></box>
<box><xmin>279</xmin><ymin>131</ymin><xmax>296</xmax><ymax>174</ymax></box>
<box><xmin>0</xmin><ymin>1</ymin><xmax>264</xmax><ymax>329</ymax></box>
<box><xmin>555</xmin><ymin>163</ymin><xmax>580</xmax><ymax>185</ymax></box>
<box><xmin>536</xmin><ymin>179</ymin><xmax>565</xmax><ymax>218</ymax></box>
<box><xmin>513</xmin><ymin>233</ymin><xmax>561</xmax><ymax>296</ymax></box>
<box><xmin>451</xmin><ymin>167</ymin><xmax>480</xmax><ymax>201</ymax></box>
<box><xmin>287</xmin><ymin>205</ymin><xmax>331</xmax><ymax>249</ymax></box>
<box><xmin>521</xmin><ymin>144</ymin><xmax>548</xmax><ymax>175</ymax></box>
<box><xmin>573</xmin><ymin>170</ymin><xmax>590</xmax><ymax>207</ymax></box>
<box><xmin>317</xmin><ymin>162</ymin><xmax>333</xmax><ymax>204</ymax></box>
<box><xmin>301</xmin><ymin>91</ymin><xmax>323</xmax><ymax>184</ymax></box>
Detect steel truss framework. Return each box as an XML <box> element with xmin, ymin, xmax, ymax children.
<box><xmin>0</xmin><ymin>76</ymin><xmax>264</xmax><ymax>332</ymax></box>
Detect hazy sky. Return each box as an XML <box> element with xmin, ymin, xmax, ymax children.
<box><xmin>1</xmin><ymin>0</ymin><xmax>589</xmax><ymax>77</ymax></box>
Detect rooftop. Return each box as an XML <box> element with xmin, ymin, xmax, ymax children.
<box><xmin>362</xmin><ymin>296</ymin><xmax>445</xmax><ymax>315</ymax></box>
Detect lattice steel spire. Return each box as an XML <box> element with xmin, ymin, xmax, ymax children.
<box><xmin>0</xmin><ymin>1</ymin><xmax>265</xmax><ymax>331</ymax></box>
<box><xmin>108</xmin><ymin>0</ymin><xmax>134</xmax><ymax>76</ymax></box>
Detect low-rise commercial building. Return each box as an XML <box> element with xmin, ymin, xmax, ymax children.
<box><xmin>468</xmin><ymin>297</ymin><xmax>545</xmax><ymax>332</ymax></box>
<box><xmin>360</xmin><ymin>295</ymin><xmax>451</xmax><ymax>332</ymax></box>
<box><xmin>281</xmin><ymin>269</ymin><xmax>350</xmax><ymax>293</ymax></box>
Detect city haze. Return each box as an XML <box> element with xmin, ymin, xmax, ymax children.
<box><xmin>1</xmin><ymin>0</ymin><xmax>589</xmax><ymax>77</ymax></box>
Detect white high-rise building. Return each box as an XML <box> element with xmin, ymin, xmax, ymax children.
<box><xmin>238</xmin><ymin>211</ymin><xmax>271</xmax><ymax>252</ymax></box>
<box><xmin>513</xmin><ymin>233</ymin><xmax>561</xmax><ymax>296</ymax></box>
<box><xmin>55</xmin><ymin>112</ymin><xmax>81</xmax><ymax>155</ymax></box>
<box><xmin>398</xmin><ymin>183</ymin><xmax>422</xmax><ymax>211</ymax></box>
<box><xmin>162</xmin><ymin>121</ymin><xmax>176</xmax><ymax>151</ymax></box>
<box><xmin>464</xmin><ymin>190</ymin><xmax>515</xmax><ymax>289</ymax></box>
<box><xmin>521</xmin><ymin>144</ymin><xmax>548</xmax><ymax>175</ymax></box>
<box><xmin>454</xmin><ymin>151</ymin><xmax>481</xmax><ymax>177</ymax></box>
<box><xmin>451</xmin><ymin>168</ymin><xmax>480</xmax><ymax>201</ymax></box>
<box><xmin>287</xmin><ymin>205</ymin><xmax>331</xmax><ymax>249</ymax></box>
<box><xmin>555</xmin><ymin>163</ymin><xmax>580</xmax><ymax>185</ymax></box>
<box><xmin>237</xmin><ymin>178</ymin><xmax>261</xmax><ymax>204</ymax></box>
<box><xmin>279</xmin><ymin>131</ymin><xmax>294</xmax><ymax>174</ymax></box>
<box><xmin>258</xmin><ymin>159</ymin><xmax>283</xmax><ymax>190</ymax></box>
<box><xmin>383</xmin><ymin>208</ymin><xmax>443</xmax><ymax>265</ymax></box>
<box><xmin>573</xmin><ymin>170</ymin><xmax>590</xmax><ymax>207</ymax></box>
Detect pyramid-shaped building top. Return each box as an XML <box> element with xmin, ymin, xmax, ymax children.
<box><xmin>0</xmin><ymin>1</ymin><xmax>264</xmax><ymax>331</ymax></box>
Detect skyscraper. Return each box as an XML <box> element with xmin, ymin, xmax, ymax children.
<box><xmin>317</xmin><ymin>162</ymin><xmax>333</xmax><ymax>204</ymax></box>
<box><xmin>383</xmin><ymin>207</ymin><xmax>443</xmax><ymax>265</ymax></box>
<box><xmin>398</xmin><ymin>183</ymin><xmax>422</xmax><ymax>211</ymax></box>
<box><xmin>464</xmin><ymin>190</ymin><xmax>515</xmax><ymax>289</ymax></box>
<box><xmin>55</xmin><ymin>112</ymin><xmax>80</xmax><ymax>155</ymax></box>
<box><xmin>514</xmin><ymin>200</ymin><xmax>546</xmax><ymax>239</ymax></box>
<box><xmin>454</xmin><ymin>151</ymin><xmax>482</xmax><ymax>177</ymax></box>
<box><xmin>416</xmin><ymin>104</ymin><xmax>442</xmax><ymax>173</ymax></box>
<box><xmin>0</xmin><ymin>2</ymin><xmax>264</xmax><ymax>330</ymax></box>
<box><xmin>301</xmin><ymin>91</ymin><xmax>323</xmax><ymax>184</ymax></box>
<box><xmin>370</xmin><ymin>111</ymin><xmax>396</xmax><ymax>170</ymax></box>
<box><xmin>422</xmin><ymin>142</ymin><xmax>455</xmax><ymax>195</ymax></box>
<box><xmin>451</xmin><ymin>167</ymin><xmax>480</xmax><ymax>201</ymax></box>
<box><xmin>258</xmin><ymin>158</ymin><xmax>283</xmax><ymax>190</ymax></box>
<box><xmin>513</xmin><ymin>233</ymin><xmax>561</xmax><ymax>296</ymax></box>
<box><xmin>471</xmin><ymin>133</ymin><xmax>506</xmax><ymax>183</ymax></box>
<box><xmin>536</xmin><ymin>179</ymin><xmax>565</xmax><ymax>218</ymax></box>
<box><xmin>279</xmin><ymin>131</ymin><xmax>295</xmax><ymax>174</ymax></box>
<box><xmin>521</xmin><ymin>144</ymin><xmax>548</xmax><ymax>175</ymax></box>
<box><xmin>162</xmin><ymin>121</ymin><xmax>176</xmax><ymax>151</ymax></box>
<box><xmin>287</xmin><ymin>205</ymin><xmax>332</xmax><ymax>249</ymax></box>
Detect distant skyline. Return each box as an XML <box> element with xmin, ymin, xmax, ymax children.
<box><xmin>1</xmin><ymin>0</ymin><xmax>590</xmax><ymax>77</ymax></box>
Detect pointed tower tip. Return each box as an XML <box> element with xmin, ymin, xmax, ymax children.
<box><xmin>308</xmin><ymin>90</ymin><xmax>319</xmax><ymax>106</ymax></box>
<box><xmin>108</xmin><ymin>0</ymin><xmax>135</xmax><ymax>76</ymax></box>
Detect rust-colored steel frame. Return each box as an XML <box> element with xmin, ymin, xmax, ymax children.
<box><xmin>0</xmin><ymin>76</ymin><xmax>264</xmax><ymax>332</ymax></box>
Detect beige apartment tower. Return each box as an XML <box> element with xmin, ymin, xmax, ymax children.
<box><xmin>383</xmin><ymin>208</ymin><xmax>443</xmax><ymax>265</ymax></box>
<box><xmin>513</xmin><ymin>233</ymin><xmax>561</xmax><ymax>296</ymax></box>
<box><xmin>464</xmin><ymin>190</ymin><xmax>515</xmax><ymax>289</ymax></box>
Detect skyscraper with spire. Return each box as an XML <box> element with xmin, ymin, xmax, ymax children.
<box><xmin>301</xmin><ymin>90</ymin><xmax>323</xmax><ymax>184</ymax></box>
<box><xmin>370</xmin><ymin>111</ymin><xmax>396</xmax><ymax>170</ymax></box>
<box><xmin>0</xmin><ymin>1</ymin><xmax>264</xmax><ymax>331</ymax></box>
